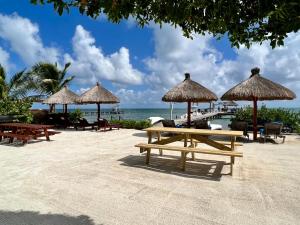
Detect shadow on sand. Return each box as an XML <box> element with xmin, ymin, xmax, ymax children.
<box><xmin>118</xmin><ymin>154</ymin><xmax>228</xmax><ymax>181</ymax></box>
<box><xmin>131</xmin><ymin>132</ymin><xmax>148</xmax><ymax>138</ymax></box>
<box><xmin>0</xmin><ymin>139</ymin><xmax>53</xmax><ymax>147</ymax></box>
<box><xmin>0</xmin><ymin>210</ymin><xmax>102</xmax><ymax>225</ymax></box>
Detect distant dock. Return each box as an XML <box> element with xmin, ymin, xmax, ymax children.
<box><xmin>175</xmin><ymin>111</ymin><xmax>234</xmax><ymax>124</ymax></box>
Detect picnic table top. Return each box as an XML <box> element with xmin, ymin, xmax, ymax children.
<box><xmin>0</xmin><ymin>123</ymin><xmax>54</xmax><ymax>129</ymax></box>
<box><xmin>144</xmin><ymin>127</ymin><xmax>243</xmax><ymax>137</ymax></box>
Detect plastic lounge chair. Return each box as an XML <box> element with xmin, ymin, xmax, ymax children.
<box><xmin>261</xmin><ymin>123</ymin><xmax>285</xmax><ymax>143</ymax></box>
<box><xmin>74</xmin><ymin>118</ymin><xmax>97</xmax><ymax>131</ymax></box>
<box><xmin>194</xmin><ymin>120</ymin><xmax>210</xmax><ymax>129</ymax></box>
<box><xmin>162</xmin><ymin>120</ymin><xmax>176</xmax><ymax>127</ymax></box>
<box><xmin>230</xmin><ymin>121</ymin><xmax>249</xmax><ymax>140</ymax></box>
<box><xmin>97</xmin><ymin>119</ymin><xmax>120</xmax><ymax>131</ymax></box>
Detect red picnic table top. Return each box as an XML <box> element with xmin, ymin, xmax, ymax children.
<box><xmin>0</xmin><ymin>123</ymin><xmax>54</xmax><ymax>129</ymax></box>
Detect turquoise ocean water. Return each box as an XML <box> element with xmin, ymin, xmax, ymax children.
<box><xmin>60</xmin><ymin>108</ymin><xmax>235</xmax><ymax>129</ymax></box>
<box><xmin>57</xmin><ymin>107</ymin><xmax>299</xmax><ymax>130</ymax></box>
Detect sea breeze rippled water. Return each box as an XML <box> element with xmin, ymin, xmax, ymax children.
<box><xmin>56</xmin><ymin>108</ymin><xmax>234</xmax><ymax>129</ymax></box>
<box><xmin>54</xmin><ymin>108</ymin><xmax>300</xmax><ymax>130</ymax></box>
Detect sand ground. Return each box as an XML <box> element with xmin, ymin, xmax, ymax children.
<box><xmin>0</xmin><ymin>129</ymin><xmax>299</xmax><ymax>225</ymax></box>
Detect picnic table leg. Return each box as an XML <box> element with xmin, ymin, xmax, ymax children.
<box><xmin>230</xmin><ymin>136</ymin><xmax>236</xmax><ymax>164</ymax></box>
<box><xmin>156</xmin><ymin>131</ymin><xmax>163</xmax><ymax>156</ymax></box>
<box><xmin>181</xmin><ymin>151</ymin><xmax>187</xmax><ymax>171</ymax></box>
<box><xmin>0</xmin><ymin>127</ymin><xmax>3</xmax><ymax>141</ymax></box>
<box><xmin>147</xmin><ymin>131</ymin><xmax>152</xmax><ymax>144</ymax></box>
<box><xmin>44</xmin><ymin>128</ymin><xmax>50</xmax><ymax>141</ymax></box>
<box><xmin>146</xmin><ymin>148</ymin><xmax>151</xmax><ymax>164</ymax></box>
<box><xmin>189</xmin><ymin>135</ymin><xmax>195</xmax><ymax>160</ymax></box>
<box><xmin>230</xmin><ymin>136</ymin><xmax>236</xmax><ymax>176</ymax></box>
<box><xmin>9</xmin><ymin>128</ymin><xmax>17</xmax><ymax>143</ymax></box>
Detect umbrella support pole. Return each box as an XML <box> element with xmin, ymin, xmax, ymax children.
<box><xmin>97</xmin><ymin>103</ymin><xmax>100</xmax><ymax>121</ymax></box>
<box><xmin>187</xmin><ymin>101</ymin><xmax>191</xmax><ymax>128</ymax></box>
<box><xmin>253</xmin><ymin>99</ymin><xmax>258</xmax><ymax>140</ymax></box>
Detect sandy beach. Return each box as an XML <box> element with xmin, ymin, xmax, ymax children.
<box><xmin>0</xmin><ymin>129</ymin><xmax>300</xmax><ymax>225</ymax></box>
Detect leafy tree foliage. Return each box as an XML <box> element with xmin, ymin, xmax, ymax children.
<box><xmin>30</xmin><ymin>0</ymin><xmax>300</xmax><ymax>48</ymax></box>
<box><xmin>0</xmin><ymin>64</ymin><xmax>28</xmax><ymax>99</ymax></box>
<box><xmin>28</xmin><ymin>62</ymin><xmax>74</xmax><ymax>96</ymax></box>
<box><xmin>0</xmin><ymin>98</ymin><xmax>33</xmax><ymax>123</ymax></box>
<box><xmin>234</xmin><ymin>106</ymin><xmax>300</xmax><ymax>132</ymax></box>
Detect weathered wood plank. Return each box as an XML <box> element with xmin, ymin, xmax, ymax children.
<box><xmin>192</xmin><ymin>134</ymin><xmax>232</xmax><ymax>151</ymax></box>
<box><xmin>144</xmin><ymin>127</ymin><xmax>243</xmax><ymax>137</ymax></box>
<box><xmin>135</xmin><ymin>143</ymin><xmax>243</xmax><ymax>157</ymax></box>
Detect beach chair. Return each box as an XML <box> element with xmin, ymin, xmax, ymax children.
<box><xmin>162</xmin><ymin>120</ymin><xmax>176</xmax><ymax>128</ymax></box>
<box><xmin>74</xmin><ymin>118</ymin><xmax>97</xmax><ymax>131</ymax></box>
<box><xmin>97</xmin><ymin>119</ymin><xmax>120</xmax><ymax>131</ymax></box>
<box><xmin>194</xmin><ymin>120</ymin><xmax>210</xmax><ymax>129</ymax></box>
<box><xmin>229</xmin><ymin>121</ymin><xmax>249</xmax><ymax>140</ymax></box>
<box><xmin>261</xmin><ymin>123</ymin><xmax>286</xmax><ymax>143</ymax></box>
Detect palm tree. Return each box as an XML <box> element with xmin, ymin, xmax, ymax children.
<box><xmin>29</xmin><ymin>62</ymin><xmax>74</xmax><ymax>95</ymax></box>
<box><xmin>0</xmin><ymin>64</ymin><xmax>27</xmax><ymax>99</ymax></box>
<box><xmin>28</xmin><ymin>62</ymin><xmax>75</xmax><ymax>111</ymax></box>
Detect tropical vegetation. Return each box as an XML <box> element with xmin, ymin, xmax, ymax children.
<box><xmin>0</xmin><ymin>64</ymin><xmax>29</xmax><ymax>99</ymax></box>
<box><xmin>111</xmin><ymin>119</ymin><xmax>151</xmax><ymax>130</ymax></box>
<box><xmin>0</xmin><ymin>98</ymin><xmax>33</xmax><ymax>123</ymax></box>
<box><xmin>0</xmin><ymin>62</ymin><xmax>74</xmax><ymax>122</ymax></box>
<box><xmin>31</xmin><ymin>0</ymin><xmax>300</xmax><ymax>48</ymax></box>
<box><xmin>28</xmin><ymin>62</ymin><xmax>74</xmax><ymax>97</ymax></box>
<box><xmin>69</xmin><ymin>109</ymin><xmax>84</xmax><ymax>123</ymax></box>
<box><xmin>234</xmin><ymin>106</ymin><xmax>300</xmax><ymax>133</ymax></box>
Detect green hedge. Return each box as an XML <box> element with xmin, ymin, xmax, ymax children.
<box><xmin>111</xmin><ymin>119</ymin><xmax>151</xmax><ymax>130</ymax></box>
<box><xmin>234</xmin><ymin>106</ymin><xmax>300</xmax><ymax>133</ymax></box>
<box><xmin>0</xmin><ymin>98</ymin><xmax>33</xmax><ymax>123</ymax></box>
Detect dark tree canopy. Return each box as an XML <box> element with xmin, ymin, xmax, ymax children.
<box><xmin>30</xmin><ymin>0</ymin><xmax>300</xmax><ymax>48</ymax></box>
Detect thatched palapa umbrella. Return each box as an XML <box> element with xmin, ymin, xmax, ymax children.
<box><xmin>162</xmin><ymin>73</ymin><xmax>218</xmax><ymax>127</ymax></box>
<box><xmin>78</xmin><ymin>82</ymin><xmax>120</xmax><ymax>120</ymax></box>
<box><xmin>43</xmin><ymin>86</ymin><xmax>79</xmax><ymax>113</ymax></box>
<box><xmin>222</xmin><ymin>101</ymin><xmax>238</xmax><ymax>107</ymax></box>
<box><xmin>221</xmin><ymin>67</ymin><xmax>296</xmax><ymax>140</ymax></box>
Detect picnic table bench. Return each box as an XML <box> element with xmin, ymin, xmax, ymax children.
<box><xmin>0</xmin><ymin>123</ymin><xmax>60</xmax><ymax>144</ymax></box>
<box><xmin>135</xmin><ymin>127</ymin><xmax>243</xmax><ymax>175</ymax></box>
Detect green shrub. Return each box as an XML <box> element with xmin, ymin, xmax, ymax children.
<box><xmin>234</xmin><ymin>106</ymin><xmax>300</xmax><ymax>133</ymax></box>
<box><xmin>69</xmin><ymin>109</ymin><xmax>84</xmax><ymax>123</ymax></box>
<box><xmin>111</xmin><ymin>119</ymin><xmax>151</xmax><ymax>130</ymax></box>
<box><xmin>0</xmin><ymin>98</ymin><xmax>33</xmax><ymax>123</ymax></box>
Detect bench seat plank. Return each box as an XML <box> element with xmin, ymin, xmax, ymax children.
<box><xmin>135</xmin><ymin>143</ymin><xmax>243</xmax><ymax>157</ymax></box>
<box><xmin>158</xmin><ymin>137</ymin><xmax>243</xmax><ymax>146</ymax></box>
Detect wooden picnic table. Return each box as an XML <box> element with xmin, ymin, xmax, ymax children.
<box><xmin>0</xmin><ymin>123</ymin><xmax>58</xmax><ymax>144</ymax></box>
<box><xmin>135</xmin><ymin>127</ymin><xmax>244</xmax><ymax>175</ymax></box>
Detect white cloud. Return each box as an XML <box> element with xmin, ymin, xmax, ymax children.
<box><xmin>116</xmin><ymin>88</ymin><xmax>163</xmax><ymax>107</ymax></box>
<box><xmin>76</xmin><ymin>87</ymin><xmax>90</xmax><ymax>95</ymax></box>
<box><xmin>112</xmin><ymin>24</ymin><xmax>300</xmax><ymax>107</ymax></box>
<box><xmin>0</xmin><ymin>46</ymin><xmax>10</xmax><ymax>71</ymax></box>
<box><xmin>0</xmin><ymin>13</ymin><xmax>60</xmax><ymax>65</ymax></box>
<box><xmin>64</xmin><ymin>25</ymin><xmax>144</xmax><ymax>86</ymax></box>
<box><xmin>138</xmin><ymin>24</ymin><xmax>300</xmax><ymax>107</ymax></box>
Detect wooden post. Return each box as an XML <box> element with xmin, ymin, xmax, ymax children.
<box><xmin>64</xmin><ymin>104</ymin><xmax>68</xmax><ymax>114</ymax></box>
<box><xmin>230</xmin><ymin>136</ymin><xmax>235</xmax><ymax>165</ymax></box>
<box><xmin>49</xmin><ymin>104</ymin><xmax>55</xmax><ymax>113</ymax></box>
<box><xmin>157</xmin><ymin>132</ymin><xmax>163</xmax><ymax>156</ymax></box>
<box><xmin>253</xmin><ymin>98</ymin><xmax>258</xmax><ymax>140</ymax></box>
<box><xmin>97</xmin><ymin>103</ymin><xmax>100</xmax><ymax>121</ymax></box>
<box><xmin>146</xmin><ymin>149</ymin><xmax>151</xmax><ymax>164</ymax></box>
<box><xmin>187</xmin><ymin>101</ymin><xmax>191</xmax><ymax>128</ymax></box>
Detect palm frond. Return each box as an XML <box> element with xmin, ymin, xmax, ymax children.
<box><xmin>59</xmin><ymin>75</ymin><xmax>75</xmax><ymax>90</ymax></box>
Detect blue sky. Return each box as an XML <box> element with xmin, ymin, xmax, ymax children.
<box><xmin>0</xmin><ymin>0</ymin><xmax>299</xmax><ymax>109</ymax></box>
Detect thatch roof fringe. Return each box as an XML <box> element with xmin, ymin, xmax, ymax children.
<box><xmin>43</xmin><ymin>86</ymin><xmax>79</xmax><ymax>104</ymax></box>
<box><xmin>78</xmin><ymin>82</ymin><xmax>120</xmax><ymax>104</ymax></box>
<box><xmin>162</xmin><ymin>73</ymin><xmax>218</xmax><ymax>102</ymax></box>
<box><xmin>221</xmin><ymin>68</ymin><xmax>296</xmax><ymax>101</ymax></box>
